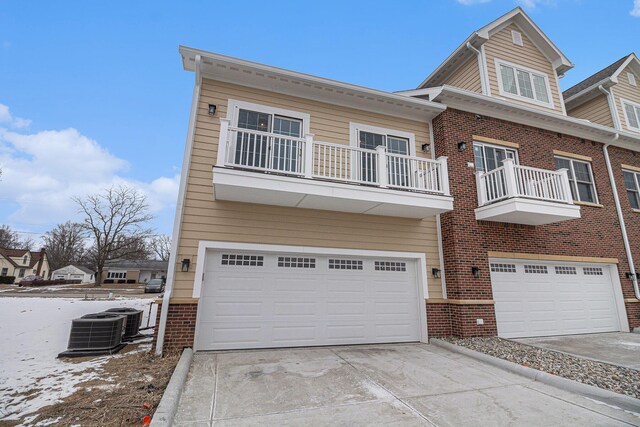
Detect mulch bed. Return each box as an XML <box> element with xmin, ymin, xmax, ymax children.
<box><xmin>443</xmin><ymin>337</ymin><xmax>640</xmax><ymax>399</ymax></box>
<box><xmin>10</xmin><ymin>345</ymin><xmax>181</xmax><ymax>427</ymax></box>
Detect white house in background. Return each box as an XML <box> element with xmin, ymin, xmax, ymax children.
<box><xmin>51</xmin><ymin>265</ymin><xmax>95</xmax><ymax>284</ymax></box>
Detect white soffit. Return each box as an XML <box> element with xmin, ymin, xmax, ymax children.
<box><xmin>179</xmin><ymin>46</ymin><xmax>445</xmax><ymax>122</ymax></box>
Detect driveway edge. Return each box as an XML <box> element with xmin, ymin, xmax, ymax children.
<box><xmin>150</xmin><ymin>347</ymin><xmax>194</xmax><ymax>427</ymax></box>
<box><xmin>431</xmin><ymin>339</ymin><xmax>640</xmax><ymax>413</ymax></box>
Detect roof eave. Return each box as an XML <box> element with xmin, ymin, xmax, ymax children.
<box><xmin>179</xmin><ymin>46</ymin><xmax>446</xmax><ymax>122</ymax></box>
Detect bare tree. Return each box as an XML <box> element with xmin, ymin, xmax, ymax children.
<box><xmin>74</xmin><ymin>185</ymin><xmax>154</xmax><ymax>285</ymax></box>
<box><xmin>0</xmin><ymin>225</ymin><xmax>22</xmax><ymax>248</ymax></box>
<box><xmin>149</xmin><ymin>234</ymin><xmax>171</xmax><ymax>261</ymax></box>
<box><xmin>42</xmin><ymin>221</ymin><xmax>87</xmax><ymax>271</ymax></box>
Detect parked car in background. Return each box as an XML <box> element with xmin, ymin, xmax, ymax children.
<box><xmin>144</xmin><ymin>278</ymin><xmax>165</xmax><ymax>293</ymax></box>
<box><xmin>22</xmin><ymin>275</ymin><xmax>43</xmax><ymax>282</ymax></box>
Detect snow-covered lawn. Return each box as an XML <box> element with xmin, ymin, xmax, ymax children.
<box><xmin>0</xmin><ymin>296</ymin><xmax>158</xmax><ymax>422</ymax></box>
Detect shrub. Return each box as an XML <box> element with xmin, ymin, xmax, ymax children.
<box><xmin>0</xmin><ymin>276</ymin><xmax>16</xmax><ymax>284</ymax></box>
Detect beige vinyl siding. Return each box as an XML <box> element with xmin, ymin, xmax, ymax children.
<box><xmin>172</xmin><ymin>78</ymin><xmax>443</xmax><ymax>299</ymax></box>
<box><xmin>444</xmin><ymin>56</ymin><xmax>482</xmax><ymax>93</ymax></box>
<box><xmin>612</xmin><ymin>64</ymin><xmax>640</xmax><ymax>132</ymax></box>
<box><xmin>566</xmin><ymin>94</ymin><xmax>614</xmax><ymax>128</ymax></box>
<box><xmin>484</xmin><ymin>23</ymin><xmax>564</xmax><ymax>114</ymax></box>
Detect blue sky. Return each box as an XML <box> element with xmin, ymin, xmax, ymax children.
<box><xmin>1</xmin><ymin>0</ymin><xmax>639</xmax><ymax>241</ymax></box>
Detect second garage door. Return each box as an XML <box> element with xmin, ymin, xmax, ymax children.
<box><xmin>195</xmin><ymin>250</ymin><xmax>422</xmax><ymax>350</ymax></box>
<box><xmin>490</xmin><ymin>260</ymin><xmax>622</xmax><ymax>338</ymax></box>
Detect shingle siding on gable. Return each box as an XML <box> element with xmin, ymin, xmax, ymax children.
<box><xmin>612</xmin><ymin>64</ymin><xmax>640</xmax><ymax>131</ymax></box>
<box><xmin>443</xmin><ymin>56</ymin><xmax>482</xmax><ymax>93</ymax></box>
<box><xmin>483</xmin><ymin>23</ymin><xmax>564</xmax><ymax>114</ymax></box>
<box><xmin>567</xmin><ymin>94</ymin><xmax>614</xmax><ymax>128</ymax></box>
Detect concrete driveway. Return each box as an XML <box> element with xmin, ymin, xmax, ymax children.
<box><xmin>515</xmin><ymin>333</ymin><xmax>640</xmax><ymax>370</ymax></box>
<box><xmin>173</xmin><ymin>343</ymin><xmax>639</xmax><ymax>426</ymax></box>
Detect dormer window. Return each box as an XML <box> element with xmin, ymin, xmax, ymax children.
<box><xmin>495</xmin><ymin>60</ymin><xmax>553</xmax><ymax>107</ymax></box>
<box><xmin>23</xmin><ymin>255</ymin><xmax>28</xmax><ymax>265</ymax></box>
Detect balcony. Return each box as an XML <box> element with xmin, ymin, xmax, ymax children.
<box><xmin>475</xmin><ymin>159</ymin><xmax>581</xmax><ymax>225</ymax></box>
<box><xmin>212</xmin><ymin>119</ymin><xmax>453</xmax><ymax>218</ymax></box>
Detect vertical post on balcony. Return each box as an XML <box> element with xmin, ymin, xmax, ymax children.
<box><xmin>216</xmin><ymin>118</ymin><xmax>231</xmax><ymax>167</ymax></box>
<box><xmin>437</xmin><ymin>156</ymin><xmax>449</xmax><ymax>195</ymax></box>
<box><xmin>476</xmin><ymin>172</ymin><xmax>487</xmax><ymax>206</ymax></box>
<box><xmin>304</xmin><ymin>133</ymin><xmax>314</xmax><ymax>179</ymax></box>
<box><xmin>502</xmin><ymin>158</ymin><xmax>517</xmax><ymax>197</ymax></box>
<box><xmin>558</xmin><ymin>168</ymin><xmax>574</xmax><ymax>204</ymax></box>
<box><xmin>376</xmin><ymin>145</ymin><xmax>388</xmax><ymax>188</ymax></box>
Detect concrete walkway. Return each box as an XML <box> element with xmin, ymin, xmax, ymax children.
<box><xmin>173</xmin><ymin>343</ymin><xmax>639</xmax><ymax>426</ymax></box>
<box><xmin>516</xmin><ymin>333</ymin><xmax>640</xmax><ymax>370</ymax></box>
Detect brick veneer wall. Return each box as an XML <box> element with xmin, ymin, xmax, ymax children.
<box><xmin>431</xmin><ymin>108</ymin><xmax>640</xmax><ymax>335</ymax></box>
<box><xmin>152</xmin><ymin>302</ymin><xmax>198</xmax><ymax>352</ymax></box>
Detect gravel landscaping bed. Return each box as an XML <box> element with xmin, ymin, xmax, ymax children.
<box><xmin>443</xmin><ymin>337</ymin><xmax>640</xmax><ymax>400</ymax></box>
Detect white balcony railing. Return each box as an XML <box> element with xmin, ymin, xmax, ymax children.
<box><xmin>216</xmin><ymin>119</ymin><xmax>450</xmax><ymax>195</ymax></box>
<box><xmin>476</xmin><ymin>159</ymin><xmax>573</xmax><ymax>206</ymax></box>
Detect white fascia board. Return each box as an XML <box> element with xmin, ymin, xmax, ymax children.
<box><xmin>610</xmin><ymin>53</ymin><xmax>640</xmax><ymax>82</ymax></box>
<box><xmin>433</xmin><ymin>85</ymin><xmax>640</xmax><ymax>152</ymax></box>
<box><xmin>475</xmin><ymin>198</ymin><xmax>581</xmax><ymax>225</ymax></box>
<box><xmin>563</xmin><ymin>77</ymin><xmax>615</xmax><ymax>108</ymax></box>
<box><xmin>178</xmin><ymin>46</ymin><xmax>445</xmax><ymax>121</ymax></box>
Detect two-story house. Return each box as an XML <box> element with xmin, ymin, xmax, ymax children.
<box><xmin>0</xmin><ymin>248</ymin><xmax>50</xmax><ymax>283</ymax></box>
<box><xmin>154</xmin><ymin>7</ymin><xmax>640</xmax><ymax>354</ymax></box>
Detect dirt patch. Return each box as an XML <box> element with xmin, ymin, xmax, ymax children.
<box><xmin>11</xmin><ymin>344</ymin><xmax>181</xmax><ymax>427</ymax></box>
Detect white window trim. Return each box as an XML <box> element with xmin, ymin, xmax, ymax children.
<box><xmin>473</xmin><ymin>141</ymin><xmax>519</xmax><ymax>172</ymax></box>
<box><xmin>349</xmin><ymin>122</ymin><xmax>416</xmax><ymax>156</ymax></box>
<box><xmin>623</xmin><ymin>168</ymin><xmax>640</xmax><ymax>208</ymax></box>
<box><xmin>494</xmin><ymin>58</ymin><xmax>555</xmax><ymax>109</ymax></box>
<box><xmin>511</xmin><ymin>30</ymin><xmax>523</xmax><ymax>47</ymax></box>
<box><xmin>555</xmin><ymin>155</ymin><xmax>599</xmax><ymax>204</ymax></box>
<box><xmin>628</xmin><ymin>72</ymin><xmax>637</xmax><ymax>87</ymax></box>
<box><xmin>226</xmin><ymin>99</ymin><xmax>311</xmax><ymax>136</ymax></box>
<box><xmin>620</xmin><ymin>97</ymin><xmax>640</xmax><ymax>132</ymax></box>
<box><xmin>107</xmin><ymin>271</ymin><xmax>127</xmax><ymax>279</ymax></box>
<box><xmin>191</xmin><ymin>240</ymin><xmax>430</xmax><ymax>345</ymax></box>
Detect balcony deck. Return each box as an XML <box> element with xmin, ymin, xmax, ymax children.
<box><xmin>211</xmin><ymin>121</ymin><xmax>453</xmax><ymax>219</ymax></box>
<box><xmin>475</xmin><ymin>159</ymin><xmax>581</xmax><ymax>225</ymax></box>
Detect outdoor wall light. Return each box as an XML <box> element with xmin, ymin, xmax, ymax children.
<box><xmin>181</xmin><ymin>259</ymin><xmax>191</xmax><ymax>272</ymax></box>
<box><xmin>625</xmin><ymin>272</ymin><xmax>637</xmax><ymax>280</ymax></box>
<box><xmin>471</xmin><ymin>266</ymin><xmax>481</xmax><ymax>278</ymax></box>
<box><xmin>208</xmin><ymin>104</ymin><xmax>217</xmax><ymax>116</ymax></box>
<box><xmin>432</xmin><ymin>268</ymin><xmax>441</xmax><ymax>278</ymax></box>
<box><xmin>458</xmin><ymin>141</ymin><xmax>467</xmax><ymax>152</ymax></box>
<box><xmin>421</xmin><ymin>143</ymin><xmax>431</xmax><ymax>153</ymax></box>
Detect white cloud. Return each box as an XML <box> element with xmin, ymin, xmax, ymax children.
<box><xmin>632</xmin><ymin>0</ymin><xmax>640</xmax><ymax>17</ymax></box>
<box><xmin>0</xmin><ymin>108</ymin><xmax>179</xmax><ymax>233</ymax></box>
<box><xmin>0</xmin><ymin>104</ymin><xmax>31</xmax><ymax>129</ymax></box>
<box><xmin>515</xmin><ymin>0</ymin><xmax>554</xmax><ymax>8</ymax></box>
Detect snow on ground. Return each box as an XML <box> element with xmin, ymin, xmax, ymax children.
<box><xmin>0</xmin><ymin>296</ymin><xmax>158</xmax><ymax>421</ymax></box>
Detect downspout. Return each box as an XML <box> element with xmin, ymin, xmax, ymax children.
<box><xmin>155</xmin><ymin>54</ymin><xmax>203</xmax><ymax>355</ymax></box>
<box><xmin>598</xmin><ymin>85</ymin><xmax>639</xmax><ymax>300</ymax></box>
<box><xmin>466</xmin><ymin>42</ymin><xmax>488</xmax><ymax>95</ymax></box>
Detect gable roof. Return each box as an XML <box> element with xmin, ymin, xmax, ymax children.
<box><xmin>0</xmin><ymin>248</ymin><xmax>47</xmax><ymax>269</ymax></box>
<box><xmin>563</xmin><ymin>53</ymin><xmax>640</xmax><ymax>105</ymax></box>
<box><xmin>419</xmin><ymin>7</ymin><xmax>573</xmax><ymax>89</ymax></box>
<box><xmin>563</xmin><ymin>54</ymin><xmax>631</xmax><ymax>100</ymax></box>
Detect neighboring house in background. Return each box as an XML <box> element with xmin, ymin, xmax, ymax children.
<box><xmin>102</xmin><ymin>259</ymin><xmax>168</xmax><ymax>284</ymax></box>
<box><xmin>154</xmin><ymin>7</ymin><xmax>640</xmax><ymax>355</ymax></box>
<box><xmin>51</xmin><ymin>265</ymin><xmax>95</xmax><ymax>284</ymax></box>
<box><xmin>0</xmin><ymin>248</ymin><xmax>50</xmax><ymax>283</ymax></box>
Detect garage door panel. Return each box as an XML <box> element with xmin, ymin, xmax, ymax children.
<box><xmin>491</xmin><ymin>260</ymin><xmax>620</xmax><ymax>338</ymax></box>
<box><xmin>196</xmin><ymin>252</ymin><xmax>421</xmax><ymax>350</ymax></box>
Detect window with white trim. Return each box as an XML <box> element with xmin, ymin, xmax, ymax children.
<box><xmin>583</xmin><ymin>267</ymin><xmax>603</xmax><ymax>276</ymax></box>
<box><xmin>221</xmin><ymin>254</ymin><xmax>264</xmax><ymax>267</ymax></box>
<box><xmin>228</xmin><ymin>100</ymin><xmax>309</xmax><ymax>173</ymax></box>
<box><xmin>490</xmin><ymin>263</ymin><xmax>517</xmax><ymax>273</ymax></box>
<box><xmin>329</xmin><ymin>259</ymin><xmax>363</xmax><ymax>270</ymax></box>
<box><xmin>622</xmin><ymin>99</ymin><xmax>640</xmax><ymax>131</ymax></box>
<box><xmin>18</xmin><ymin>268</ymin><xmax>25</xmax><ymax>278</ymax></box>
<box><xmin>496</xmin><ymin>60</ymin><xmax>552</xmax><ymax>106</ymax></box>
<box><xmin>107</xmin><ymin>271</ymin><xmax>127</xmax><ymax>279</ymax></box>
<box><xmin>628</xmin><ymin>72</ymin><xmax>637</xmax><ymax>87</ymax></box>
<box><xmin>1</xmin><ymin>268</ymin><xmax>7</xmax><ymax>276</ymax></box>
<box><xmin>524</xmin><ymin>265</ymin><xmax>548</xmax><ymax>274</ymax></box>
<box><xmin>511</xmin><ymin>30</ymin><xmax>523</xmax><ymax>46</ymax></box>
<box><xmin>554</xmin><ymin>156</ymin><xmax>598</xmax><ymax>204</ymax></box>
<box><xmin>374</xmin><ymin>261</ymin><xmax>407</xmax><ymax>272</ymax></box>
<box><xmin>623</xmin><ymin>170</ymin><xmax>640</xmax><ymax>210</ymax></box>
<box><xmin>555</xmin><ymin>266</ymin><xmax>577</xmax><ymax>275</ymax></box>
<box><xmin>277</xmin><ymin>257</ymin><xmax>316</xmax><ymax>268</ymax></box>
<box><xmin>473</xmin><ymin>141</ymin><xmax>518</xmax><ymax>172</ymax></box>
<box><xmin>350</xmin><ymin>123</ymin><xmax>415</xmax><ymax>184</ymax></box>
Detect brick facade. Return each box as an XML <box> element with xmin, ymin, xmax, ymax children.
<box><xmin>152</xmin><ymin>302</ymin><xmax>198</xmax><ymax>352</ymax></box>
<box><xmin>432</xmin><ymin>108</ymin><xmax>640</xmax><ymax>335</ymax></box>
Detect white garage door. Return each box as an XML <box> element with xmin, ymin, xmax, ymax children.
<box><xmin>490</xmin><ymin>260</ymin><xmax>621</xmax><ymax>338</ymax></box>
<box><xmin>195</xmin><ymin>251</ymin><xmax>421</xmax><ymax>350</ymax></box>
